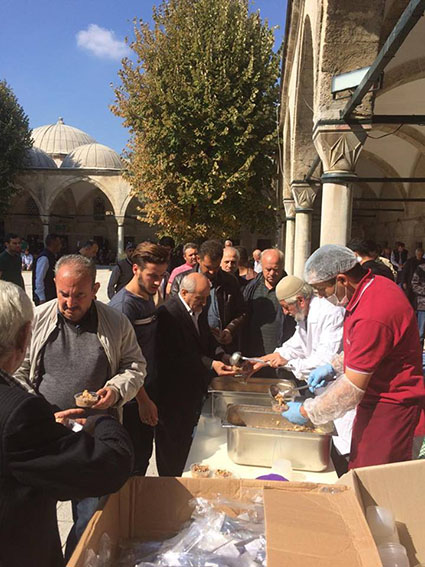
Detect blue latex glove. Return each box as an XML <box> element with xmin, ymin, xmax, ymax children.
<box><xmin>281</xmin><ymin>402</ymin><xmax>308</xmax><ymax>426</ymax></box>
<box><xmin>307</xmin><ymin>363</ymin><xmax>336</xmax><ymax>393</ymax></box>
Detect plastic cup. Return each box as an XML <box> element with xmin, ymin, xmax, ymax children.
<box><xmin>378</xmin><ymin>542</ymin><xmax>409</xmax><ymax>567</ymax></box>
<box><xmin>271</xmin><ymin>458</ymin><xmax>292</xmax><ymax>481</ymax></box>
<box><xmin>366</xmin><ymin>506</ymin><xmax>399</xmax><ymax>545</ymax></box>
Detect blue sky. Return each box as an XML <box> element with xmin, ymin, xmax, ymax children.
<box><xmin>1</xmin><ymin>0</ymin><xmax>286</xmax><ymax>154</ymax></box>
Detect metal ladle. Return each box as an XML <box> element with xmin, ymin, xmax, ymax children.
<box><xmin>269</xmin><ymin>381</ymin><xmax>310</xmax><ymax>401</ymax></box>
<box><xmin>229</xmin><ymin>351</ymin><xmax>271</xmax><ymax>367</ymax></box>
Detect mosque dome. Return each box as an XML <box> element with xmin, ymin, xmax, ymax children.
<box><xmin>61</xmin><ymin>143</ymin><xmax>123</xmax><ymax>170</ymax></box>
<box><xmin>32</xmin><ymin>118</ymin><xmax>96</xmax><ymax>155</ymax></box>
<box><xmin>23</xmin><ymin>147</ymin><xmax>57</xmax><ymax>169</ymax></box>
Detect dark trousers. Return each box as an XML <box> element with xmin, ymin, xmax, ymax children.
<box><xmin>123</xmin><ymin>400</ymin><xmax>155</xmax><ymax>476</ymax></box>
<box><xmin>155</xmin><ymin>417</ymin><xmax>197</xmax><ymax>477</ymax></box>
<box><xmin>64</xmin><ymin>496</ymin><xmax>101</xmax><ymax>562</ymax></box>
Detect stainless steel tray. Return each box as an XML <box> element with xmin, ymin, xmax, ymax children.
<box><xmin>223</xmin><ymin>404</ymin><xmax>332</xmax><ymax>472</ymax></box>
<box><xmin>209</xmin><ymin>377</ymin><xmax>283</xmax><ymax>419</ymax></box>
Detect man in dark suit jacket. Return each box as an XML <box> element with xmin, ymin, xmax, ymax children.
<box><xmin>170</xmin><ymin>239</ymin><xmax>246</xmax><ymax>353</ymax></box>
<box><xmin>154</xmin><ymin>272</ymin><xmax>234</xmax><ymax>476</ymax></box>
<box><xmin>0</xmin><ymin>280</ymin><xmax>134</xmax><ymax>567</ymax></box>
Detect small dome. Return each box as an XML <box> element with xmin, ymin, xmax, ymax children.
<box><xmin>32</xmin><ymin>118</ymin><xmax>96</xmax><ymax>155</ymax></box>
<box><xmin>23</xmin><ymin>147</ymin><xmax>57</xmax><ymax>169</ymax></box>
<box><xmin>61</xmin><ymin>143</ymin><xmax>123</xmax><ymax>170</ymax></box>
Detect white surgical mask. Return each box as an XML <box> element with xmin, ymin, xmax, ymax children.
<box><xmin>326</xmin><ymin>288</ymin><xmax>349</xmax><ymax>308</ymax></box>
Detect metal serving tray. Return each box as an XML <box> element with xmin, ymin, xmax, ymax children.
<box><xmin>209</xmin><ymin>377</ymin><xmax>283</xmax><ymax>419</ymax></box>
<box><xmin>223</xmin><ymin>404</ymin><xmax>332</xmax><ymax>472</ymax></box>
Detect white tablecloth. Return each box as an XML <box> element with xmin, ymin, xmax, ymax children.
<box><xmin>183</xmin><ymin>414</ymin><xmax>338</xmax><ymax>484</ymax></box>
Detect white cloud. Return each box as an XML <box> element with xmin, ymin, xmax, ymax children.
<box><xmin>76</xmin><ymin>24</ymin><xmax>130</xmax><ymax>60</ymax></box>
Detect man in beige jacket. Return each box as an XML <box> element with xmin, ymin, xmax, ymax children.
<box><xmin>14</xmin><ymin>254</ymin><xmax>145</xmax><ymax>560</ymax></box>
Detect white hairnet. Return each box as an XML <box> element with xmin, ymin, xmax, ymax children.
<box><xmin>304</xmin><ymin>244</ymin><xmax>358</xmax><ymax>284</ymax></box>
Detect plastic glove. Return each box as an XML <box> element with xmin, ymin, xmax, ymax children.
<box><xmin>281</xmin><ymin>402</ymin><xmax>308</xmax><ymax>426</ymax></box>
<box><xmin>307</xmin><ymin>363</ymin><xmax>336</xmax><ymax>393</ymax></box>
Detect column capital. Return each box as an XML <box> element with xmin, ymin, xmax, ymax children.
<box><xmin>283</xmin><ymin>198</ymin><xmax>296</xmax><ymax>220</ymax></box>
<box><xmin>313</xmin><ymin>125</ymin><xmax>368</xmax><ymax>182</ymax></box>
<box><xmin>115</xmin><ymin>215</ymin><xmax>125</xmax><ymax>226</ymax></box>
<box><xmin>291</xmin><ymin>182</ymin><xmax>318</xmax><ymax>212</ymax></box>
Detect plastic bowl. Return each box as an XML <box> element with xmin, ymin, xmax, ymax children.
<box><xmin>213</xmin><ymin>469</ymin><xmax>238</xmax><ymax>479</ymax></box>
<box><xmin>74</xmin><ymin>391</ymin><xmax>99</xmax><ymax>408</ymax></box>
<box><xmin>190</xmin><ymin>463</ymin><xmax>211</xmax><ymax>478</ymax></box>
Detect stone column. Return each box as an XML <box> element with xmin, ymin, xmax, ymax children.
<box><xmin>283</xmin><ymin>198</ymin><xmax>295</xmax><ymax>275</ymax></box>
<box><xmin>291</xmin><ymin>183</ymin><xmax>317</xmax><ymax>279</ymax></box>
<box><xmin>313</xmin><ymin>126</ymin><xmax>367</xmax><ymax>246</ymax></box>
<box><xmin>40</xmin><ymin>214</ymin><xmax>49</xmax><ymax>242</ymax></box>
<box><xmin>116</xmin><ymin>216</ymin><xmax>125</xmax><ymax>259</ymax></box>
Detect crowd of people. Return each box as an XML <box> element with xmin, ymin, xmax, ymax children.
<box><xmin>0</xmin><ymin>230</ymin><xmax>425</xmax><ymax>566</ymax></box>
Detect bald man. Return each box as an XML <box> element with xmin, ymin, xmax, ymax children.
<box><xmin>154</xmin><ymin>272</ymin><xmax>234</xmax><ymax>476</ymax></box>
<box><xmin>241</xmin><ymin>249</ymin><xmax>296</xmax><ymax>377</ymax></box>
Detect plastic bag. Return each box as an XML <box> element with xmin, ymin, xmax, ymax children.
<box><xmin>117</xmin><ymin>493</ymin><xmax>267</xmax><ymax>567</ymax></box>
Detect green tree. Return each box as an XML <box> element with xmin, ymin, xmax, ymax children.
<box><xmin>0</xmin><ymin>80</ymin><xmax>32</xmax><ymax>214</ymax></box>
<box><xmin>112</xmin><ymin>0</ymin><xmax>280</xmax><ymax>239</ymax></box>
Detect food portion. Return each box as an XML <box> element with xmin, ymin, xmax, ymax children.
<box><xmin>213</xmin><ymin>469</ymin><xmax>234</xmax><ymax>478</ymax></box>
<box><xmin>271</xmin><ymin>392</ymin><xmax>288</xmax><ymax>413</ymax></box>
<box><xmin>190</xmin><ymin>463</ymin><xmax>211</xmax><ymax>478</ymax></box>
<box><xmin>74</xmin><ymin>389</ymin><xmax>99</xmax><ymax>408</ymax></box>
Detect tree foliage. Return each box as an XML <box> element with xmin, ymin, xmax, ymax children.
<box><xmin>112</xmin><ymin>0</ymin><xmax>281</xmax><ymax>239</ymax></box>
<box><xmin>0</xmin><ymin>80</ymin><xmax>32</xmax><ymax>214</ymax></box>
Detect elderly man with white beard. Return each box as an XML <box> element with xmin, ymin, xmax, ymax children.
<box><xmin>251</xmin><ymin>276</ymin><xmax>345</xmax><ymax>380</ymax></box>
<box><xmin>250</xmin><ymin>275</ymin><xmax>354</xmax><ymax>472</ymax></box>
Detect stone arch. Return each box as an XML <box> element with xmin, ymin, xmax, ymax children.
<box><xmin>4</xmin><ymin>188</ymin><xmax>44</xmax><ymax>249</ymax></box>
<box><xmin>292</xmin><ymin>14</ymin><xmax>316</xmax><ymax>180</ymax></box>
<box><xmin>12</xmin><ymin>181</ymin><xmax>44</xmax><ymax>215</ymax></box>
<box><xmin>46</xmin><ymin>175</ymin><xmax>119</xmax><ymax>216</ymax></box>
<box><xmin>358</xmin><ymin>150</ymin><xmax>407</xmax><ymax>199</ymax></box>
<box><xmin>378</xmin><ymin>58</ymin><xmax>425</xmax><ymax>95</ymax></box>
<box><xmin>283</xmin><ymin>111</ymin><xmax>293</xmax><ymax>199</ymax></box>
<box><xmin>379</xmin><ymin>0</ymin><xmax>411</xmax><ymax>48</ymax></box>
<box><xmin>48</xmin><ymin>178</ymin><xmax>119</xmax><ymax>254</ymax></box>
<box><xmin>279</xmin><ymin>0</ymin><xmax>304</xmax><ymax>118</ymax></box>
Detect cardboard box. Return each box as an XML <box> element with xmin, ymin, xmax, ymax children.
<box><xmin>340</xmin><ymin>459</ymin><xmax>425</xmax><ymax>567</ymax></box>
<box><xmin>69</xmin><ymin>477</ymin><xmax>380</xmax><ymax>567</ymax></box>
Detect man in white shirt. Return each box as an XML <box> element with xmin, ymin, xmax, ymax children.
<box><xmin>252</xmin><ymin>275</ymin><xmax>345</xmax><ymax>380</ymax></box>
<box><xmin>251</xmin><ymin>275</ymin><xmax>354</xmax><ymax>463</ymax></box>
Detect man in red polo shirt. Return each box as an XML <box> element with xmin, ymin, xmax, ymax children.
<box><xmin>280</xmin><ymin>244</ymin><xmax>425</xmax><ymax>469</ymax></box>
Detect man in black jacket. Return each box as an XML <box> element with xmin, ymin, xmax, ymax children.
<box><xmin>32</xmin><ymin>233</ymin><xmax>62</xmax><ymax>305</ymax></box>
<box><xmin>241</xmin><ymin>248</ymin><xmax>296</xmax><ymax>377</ymax></box>
<box><xmin>170</xmin><ymin>240</ymin><xmax>245</xmax><ymax>351</ymax></box>
<box><xmin>107</xmin><ymin>242</ymin><xmax>136</xmax><ymax>299</ymax></box>
<box><xmin>0</xmin><ymin>280</ymin><xmax>133</xmax><ymax>567</ymax></box>
<box><xmin>155</xmin><ymin>272</ymin><xmax>234</xmax><ymax>476</ymax></box>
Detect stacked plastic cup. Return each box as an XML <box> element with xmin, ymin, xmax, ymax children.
<box><xmin>377</xmin><ymin>542</ymin><xmax>409</xmax><ymax>567</ymax></box>
<box><xmin>366</xmin><ymin>506</ymin><xmax>399</xmax><ymax>545</ymax></box>
<box><xmin>366</xmin><ymin>507</ymin><xmax>410</xmax><ymax>567</ymax></box>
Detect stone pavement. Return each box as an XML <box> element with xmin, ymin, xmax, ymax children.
<box><xmin>22</xmin><ymin>267</ymin><xmax>159</xmax><ymax>551</ymax></box>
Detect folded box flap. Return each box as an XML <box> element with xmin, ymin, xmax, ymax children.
<box><xmin>264</xmin><ymin>486</ymin><xmax>381</xmax><ymax>567</ymax></box>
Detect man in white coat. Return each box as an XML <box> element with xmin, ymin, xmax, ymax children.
<box><xmin>251</xmin><ymin>275</ymin><xmax>354</xmax><ymax>472</ymax></box>
<box><xmin>253</xmin><ymin>276</ymin><xmax>344</xmax><ymax>379</ymax></box>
